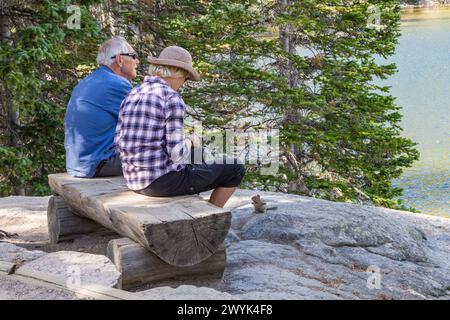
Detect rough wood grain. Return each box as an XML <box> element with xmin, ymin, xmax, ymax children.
<box><xmin>48</xmin><ymin>173</ymin><xmax>231</xmax><ymax>267</ymax></box>
<box><xmin>107</xmin><ymin>237</ymin><xmax>226</xmax><ymax>289</ymax></box>
<box><xmin>47</xmin><ymin>196</ymin><xmax>115</xmax><ymax>243</ymax></box>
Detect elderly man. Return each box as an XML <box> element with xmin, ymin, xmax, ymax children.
<box><xmin>115</xmin><ymin>46</ymin><xmax>245</xmax><ymax>208</ymax></box>
<box><xmin>64</xmin><ymin>36</ymin><xmax>139</xmax><ymax>178</ymax></box>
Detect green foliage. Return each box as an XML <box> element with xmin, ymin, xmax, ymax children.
<box><xmin>144</xmin><ymin>0</ymin><xmax>419</xmax><ymax>210</ymax></box>
<box><xmin>0</xmin><ymin>0</ymin><xmax>420</xmax><ymax>212</ymax></box>
<box><xmin>0</xmin><ymin>146</ymin><xmax>32</xmax><ymax>195</ymax></box>
<box><xmin>0</xmin><ymin>0</ymin><xmax>103</xmax><ymax>196</ymax></box>
<box><xmin>268</xmin><ymin>0</ymin><xmax>420</xmax><ymax>209</ymax></box>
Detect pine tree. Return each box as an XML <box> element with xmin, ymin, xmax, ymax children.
<box><xmin>0</xmin><ymin>0</ymin><xmax>103</xmax><ymax>195</ymax></box>
<box><xmin>272</xmin><ymin>0</ymin><xmax>419</xmax><ymax>208</ymax></box>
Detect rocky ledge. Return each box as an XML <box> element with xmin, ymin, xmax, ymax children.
<box><xmin>0</xmin><ymin>190</ymin><xmax>449</xmax><ymax>300</ymax></box>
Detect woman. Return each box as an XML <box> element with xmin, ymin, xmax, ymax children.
<box><xmin>115</xmin><ymin>46</ymin><xmax>245</xmax><ymax>208</ymax></box>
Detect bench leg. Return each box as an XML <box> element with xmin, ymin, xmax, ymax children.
<box><xmin>47</xmin><ymin>195</ymin><xmax>115</xmax><ymax>244</ymax></box>
<box><xmin>107</xmin><ymin>237</ymin><xmax>226</xmax><ymax>289</ymax></box>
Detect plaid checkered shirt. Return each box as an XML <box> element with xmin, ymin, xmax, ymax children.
<box><xmin>115</xmin><ymin>76</ymin><xmax>191</xmax><ymax>190</ymax></box>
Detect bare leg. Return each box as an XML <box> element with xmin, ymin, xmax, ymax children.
<box><xmin>208</xmin><ymin>187</ymin><xmax>236</xmax><ymax>208</ymax></box>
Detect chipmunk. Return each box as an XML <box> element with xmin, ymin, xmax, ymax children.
<box><xmin>251</xmin><ymin>195</ymin><xmax>277</xmax><ymax>213</ymax></box>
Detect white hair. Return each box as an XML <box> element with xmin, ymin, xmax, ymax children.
<box><xmin>148</xmin><ymin>64</ymin><xmax>188</xmax><ymax>79</ymax></box>
<box><xmin>96</xmin><ymin>36</ymin><xmax>130</xmax><ymax>66</ymax></box>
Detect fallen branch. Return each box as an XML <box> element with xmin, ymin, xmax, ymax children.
<box><xmin>0</xmin><ymin>229</ymin><xmax>18</xmax><ymax>239</ymax></box>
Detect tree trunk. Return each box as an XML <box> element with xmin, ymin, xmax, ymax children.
<box><xmin>0</xmin><ymin>0</ymin><xmax>25</xmax><ymax>195</ymax></box>
<box><xmin>278</xmin><ymin>0</ymin><xmax>302</xmax><ymax>193</ymax></box>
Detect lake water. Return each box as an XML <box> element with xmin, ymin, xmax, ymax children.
<box><xmin>387</xmin><ymin>8</ymin><xmax>450</xmax><ymax>216</ymax></box>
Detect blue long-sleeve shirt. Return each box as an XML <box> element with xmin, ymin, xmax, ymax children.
<box><xmin>64</xmin><ymin>66</ymin><xmax>132</xmax><ymax>177</ymax></box>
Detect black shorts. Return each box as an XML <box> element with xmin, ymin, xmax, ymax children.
<box><xmin>136</xmin><ymin>158</ymin><xmax>246</xmax><ymax>197</ymax></box>
<box><xmin>95</xmin><ymin>153</ymin><xmax>123</xmax><ymax>177</ymax></box>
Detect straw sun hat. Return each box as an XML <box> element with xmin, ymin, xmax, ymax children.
<box><xmin>148</xmin><ymin>46</ymin><xmax>200</xmax><ymax>81</ymax></box>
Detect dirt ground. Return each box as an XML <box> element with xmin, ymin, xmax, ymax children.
<box><xmin>0</xmin><ymin>196</ymin><xmax>121</xmax><ymax>255</ymax></box>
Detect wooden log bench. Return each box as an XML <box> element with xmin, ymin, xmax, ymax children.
<box><xmin>47</xmin><ymin>200</ymin><xmax>227</xmax><ymax>289</ymax></box>
<box><xmin>47</xmin><ymin>173</ymin><xmax>231</xmax><ymax>269</ymax></box>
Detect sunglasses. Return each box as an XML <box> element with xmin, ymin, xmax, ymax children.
<box><xmin>111</xmin><ymin>53</ymin><xmax>138</xmax><ymax>60</ymax></box>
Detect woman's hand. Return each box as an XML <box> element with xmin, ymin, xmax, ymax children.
<box><xmin>189</xmin><ymin>132</ymin><xmax>202</xmax><ymax>148</ymax></box>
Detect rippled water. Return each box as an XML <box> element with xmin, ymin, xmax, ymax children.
<box><xmin>387</xmin><ymin>8</ymin><xmax>450</xmax><ymax>216</ymax></box>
